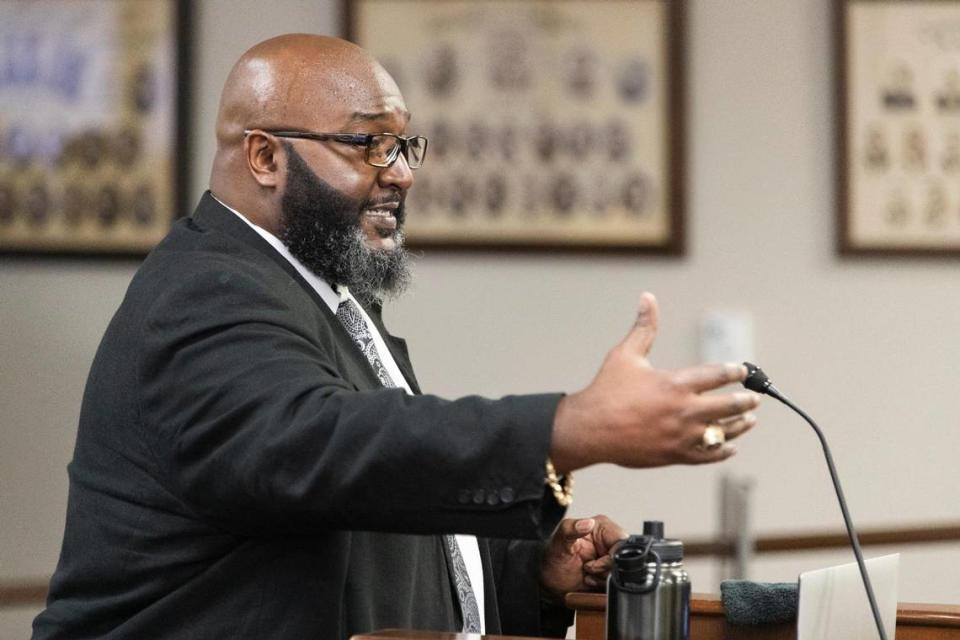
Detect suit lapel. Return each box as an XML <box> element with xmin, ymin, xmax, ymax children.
<box><xmin>385</xmin><ymin>335</ymin><xmax>421</xmax><ymax>395</ymax></box>
<box><xmin>365</xmin><ymin>302</ymin><xmax>422</xmax><ymax>395</ymax></box>
<box><xmin>192</xmin><ymin>192</ymin><xmax>326</xmax><ymax>308</ymax></box>
<box><xmin>191</xmin><ymin>192</ymin><xmax>384</xmax><ymax>391</ymax></box>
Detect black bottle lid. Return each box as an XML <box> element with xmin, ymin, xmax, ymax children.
<box><xmin>643</xmin><ymin>520</ymin><xmax>665</xmax><ymax>539</ymax></box>
<box><xmin>631</xmin><ymin>520</ymin><xmax>683</xmax><ymax>562</ymax></box>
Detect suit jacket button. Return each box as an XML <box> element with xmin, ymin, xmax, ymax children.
<box><xmin>500</xmin><ymin>487</ymin><xmax>515</xmax><ymax>504</ymax></box>
<box><xmin>458</xmin><ymin>489</ymin><xmax>472</xmax><ymax>505</ymax></box>
<box><xmin>486</xmin><ymin>491</ymin><xmax>500</xmax><ymax>506</ymax></box>
<box><xmin>473</xmin><ymin>489</ymin><xmax>486</xmax><ymax>504</ymax></box>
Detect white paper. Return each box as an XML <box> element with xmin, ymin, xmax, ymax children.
<box><xmin>797</xmin><ymin>553</ymin><xmax>899</xmax><ymax>640</ymax></box>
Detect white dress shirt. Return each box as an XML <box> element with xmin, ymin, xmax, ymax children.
<box><xmin>219</xmin><ymin>198</ymin><xmax>485</xmax><ymax>631</ymax></box>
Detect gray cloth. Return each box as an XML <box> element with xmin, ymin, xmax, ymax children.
<box><xmin>720</xmin><ymin>580</ymin><xmax>799</xmax><ymax>625</ymax></box>
<box><xmin>443</xmin><ymin>535</ymin><xmax>482</xmax><ymax>632</ymax></box>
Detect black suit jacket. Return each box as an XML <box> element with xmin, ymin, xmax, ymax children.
<box><xmin>34</xmin><ymin>193</ymin><xmax>569</xmax><ymax>639</ymax></box>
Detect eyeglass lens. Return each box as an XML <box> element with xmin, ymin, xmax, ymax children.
<box><xmin>368</xmin><ymin>135</ymin><xmax>426</xmax><ymax>169</ymax></box>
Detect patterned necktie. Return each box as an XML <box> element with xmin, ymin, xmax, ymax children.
<box><xmin>443</xmin><ymin>535</ymin><xmax>483</xmax><ymax>633</ymax></box>
<box><xmin>335</xmin><ymin>298</ymin><xmax>396</xmax><ymax>389</ymax></box>
<box><xmin>334</xmin><ymin>297</ymin><xmax>482</xmax><ymax>632</ymax></box>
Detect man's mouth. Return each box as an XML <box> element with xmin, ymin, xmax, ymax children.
<box><xmin>363</xmin><ymin>204</ymin><xmax>399</xmax><ymax>237</ymax></box>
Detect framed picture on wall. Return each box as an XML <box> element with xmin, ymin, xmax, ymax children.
<box><xmin>345</xmin><ymin>0</ymin><xmax>685</xmax><ymax>253</ymax></box>
<box><xmin>838</xmin><ymin>0</ymin><xmax>960</xmax><ymax>256</ymax></box>
<box><xmin>0</xmin><ymin>0</ymin><xmax>190</xmax><ymax>257</ymax></box>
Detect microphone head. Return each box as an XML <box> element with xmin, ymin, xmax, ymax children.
<box><xmin>743</xmin><ymin>361</ymin><xmax>772</xmax><ymax>394</ymax></box>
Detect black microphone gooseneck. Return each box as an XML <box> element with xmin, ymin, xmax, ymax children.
<box><xmin>742</xmin><ymin>362</ymin><xmax>889</xmax><ymax>640</ymax></box>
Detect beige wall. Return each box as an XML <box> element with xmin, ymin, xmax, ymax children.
<box><xmin>2</xmin><ymin>0</ymin><xmax>958</xmax><ymax>634</ymax></box>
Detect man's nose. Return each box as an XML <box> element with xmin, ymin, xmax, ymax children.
<box><xmin>378</xmin><ymin>152</ymin><xmax>414</xmax><ymax>192</ymax></box>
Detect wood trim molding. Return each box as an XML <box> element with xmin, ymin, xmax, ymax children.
<box><xmin>0</xmin><ymin>581</ymin><xmax>47</xmax><ymax>608</ymax></box>
<box><xmin>4</xmin><ymin>522</ymin><xmax>959</xmax><ymax>609</ymax></box>
<box><xmin>684</xmin><ymin>522</ymin><xmax>960</xmax><ymax>557</ymax></box>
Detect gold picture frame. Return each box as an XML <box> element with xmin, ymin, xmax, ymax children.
<box><xmin>346</xmin><ymin>0</ymin><xmax>685</xmax><ymax>253</ymax></box>
<box><xmin>0</xmin><ymin>0</ymin><xmax>190</xmax><ymax>257</ymax></box>
<box><xmin>838</xmin><ymin>0</ymin><xmax>960</xmax><ymax>256</ymax></box>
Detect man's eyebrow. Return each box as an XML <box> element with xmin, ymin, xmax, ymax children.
<box><xmin>349</xmin><ymin>109</ymin><xmax>412</xmax><ymax>123</ymax></box>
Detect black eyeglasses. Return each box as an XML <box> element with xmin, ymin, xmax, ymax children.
<box><xmin>245</xmin><ymin>129</ymin><xmax>428</xmax><ymax>169</ymax></box>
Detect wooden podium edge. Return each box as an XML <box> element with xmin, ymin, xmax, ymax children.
<box><xmin>563</xmin><ymin>592</ymin><xmax>960</xmax><ymax>628</ymax></box>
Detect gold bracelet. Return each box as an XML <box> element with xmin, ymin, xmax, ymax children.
<box><xmin>544</xmin><ymin>458</ymin><xmax>573</xmax><ymax>507</ymax></box>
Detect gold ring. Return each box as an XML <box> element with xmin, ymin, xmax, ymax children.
<box><xmin>701</xmin><ymin>425</ymin><xmax>726</xmax><ymax>450</ymax></box>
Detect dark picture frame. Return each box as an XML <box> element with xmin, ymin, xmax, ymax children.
<box><xmin>346</xmin><ymin>0</ymin><xmax>685</xmax><ymax>254</ymax></box>
<box><xmin>0</xmin><ymin>0</ymin><xmax>191</xmax><ymax>258</ymax></box>
<box><xmin>837</xmin><ymin>0</ymin><xmax>960</xmax><ymax>257</ymax></box>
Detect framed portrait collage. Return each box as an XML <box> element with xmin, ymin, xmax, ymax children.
<box><xmin>838</xmin><ymin>0</ymin><xmax>960</xmax><ymax>256</ymax></box>
<box><xmin>345</xmin><ymin>0</ymin><xmax>686</xmax><ymax>253</ymax></box>
<box><xmin>0</xmin><ymin>0</ymin><xmax>189</xmax><ymax>257</ymax></box>
<box><xmin>9</xmin><ymin>1</ymin><xmax>956</xmax><ymax>258</ymax></box>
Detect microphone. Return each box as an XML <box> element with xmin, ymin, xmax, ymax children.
<box><xmin>741</xmin><ymin>362</ymin><xmax>889</xmax><ymax>640</ymax></box>
<box><xmin>743</xmin><ymin>361</ymin><xmax>784</xmax><ymax>399</ymax></box>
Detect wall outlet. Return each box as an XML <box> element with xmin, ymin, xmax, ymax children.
<box><xmin>699</xmin><ymin>311</ymin><xmax>754</xmax><ymax>364</ymax></box>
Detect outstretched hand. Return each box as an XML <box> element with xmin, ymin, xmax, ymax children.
<box><xmin>541</xmin><ymin>515</ymin><xmax>626</xmax><ymax>599</ymax></box>
<box><xmin>550</xmin><ymin>292</ymin><xmax>760</xmax><ymax>472</ymax></box>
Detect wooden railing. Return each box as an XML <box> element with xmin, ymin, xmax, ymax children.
<box><xmin>683</xmin><ymin>522</ymin><xmax>960</xmax><ymax>557</ymax></box>
<box><xmin>0</xmin><ymin>581</ymin><xmax>48</xmax><ymax>608</ymax></box>
<box><xmin>3</xmin><ymin>521</ymin><xmax>959</xmax><ymax>608</ymax></box>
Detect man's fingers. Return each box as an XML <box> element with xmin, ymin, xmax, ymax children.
<box><xmin>677</xmin><ymin>413</ymin><xmax>757</xmax><ymax>463</ymax></box>
<box><xmin>685</xmin><ymin>442</ymin><xmax>738</xmax><ymax>465</ymax></box>
<box><xmin>715</xmin><ymin>413</ymin><xmax>757</xmax><ymax>441</ymax></box>
<box><xmin>584</xmin><ymin>576</ymin><xmax>603</xmax><ymax>590</ymax></box>
<box><xmin>672</xmin><ymin>362</ymin><xmax>747</xmax><ymax>392</ymax></box>
<box><xmin>584</xmin><ymin>557</ymin><xmax>614</xmax><ymax>575</ymax></box>
<box><xmin>621</xmin><ymin>292</ymin><xmax>659</xmax><ymax>357</ymax></box>
<box><xmin>554</xmin><ymin>518</ymin><xmax>595</xmax><ymax>546</ymax></box>
<box><xmin>684</xmin><ymin>391</ymin><xmax>760</xmax><ymax>424</ymax></box>
<box><xmin>591</xmin><ymin>514</ymin><xmax>627</xmax><ymax>555</ymax></box>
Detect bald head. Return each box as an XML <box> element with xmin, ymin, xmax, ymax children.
<box><xmin>214</xmin><ymin>35</ymin><xmax>401</xmax><ymax>142</ymax></box>
<box><xmin>208</xmin><ymin>34</ymin><xmax>408</xmax><ymax>220</ymax></box>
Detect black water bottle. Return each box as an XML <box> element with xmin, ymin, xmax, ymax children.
<box><xmin>606</xmin><ymin>521</ymin><xmax>691</xmax><ymax>640</ymax></box>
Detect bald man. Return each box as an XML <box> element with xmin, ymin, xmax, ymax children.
<box><xmin>34</xmin><ymin>35</ymin><xmax>758</xmax><ymax>639</ymax></box>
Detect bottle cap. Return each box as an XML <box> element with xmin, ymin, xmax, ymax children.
<box><xmin>641</xmin><ymin>520</ymin><xmax>684</xmax><ymax>562</ymax></box>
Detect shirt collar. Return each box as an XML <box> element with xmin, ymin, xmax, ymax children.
<box><xmin>211</xmin><ymin>194</ymin><xmax>344</xmax><ymax>314</ymax></box>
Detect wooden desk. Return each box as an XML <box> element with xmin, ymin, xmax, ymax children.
<box><xmin>566</xmin><ymin>592</ymin><xmax>960</xmax><ymax>640</ymax></box>
<box><xmin>352</xmin><ymin>632</ymin><xmax>525</xmax><ymax>640</ymax></box>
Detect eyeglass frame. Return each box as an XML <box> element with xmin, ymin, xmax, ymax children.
<box><xmin>243</xmin><ymin>129</ymin><xmax>428</xmax><ymax>170</ymax></box>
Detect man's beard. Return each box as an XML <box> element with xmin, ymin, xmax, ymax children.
<box><xmin>279</xmin><ymin>143</ymin><xmax>411</xmax><ymax>306</ymax></box>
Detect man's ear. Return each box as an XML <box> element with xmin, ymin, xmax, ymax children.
<box><xmin>244</xmin><ymin>131</ymin><xmax>283</xmax><ymax>187</ymax></box>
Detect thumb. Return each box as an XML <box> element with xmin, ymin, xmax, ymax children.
<box><xmin>555</xmin><ymin>518</ymin><xmax>595</xmax><ymax>546</ymax></box>
<box><xmin>621</xmin><ymin>292</ymin><xmax>658</xmax><ymax>357</ymax></box>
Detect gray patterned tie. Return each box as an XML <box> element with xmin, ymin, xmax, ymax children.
<box><xmin>335</xmin><ymin>298</ymin><xmax>396</xmax><ymax>389</ymax></box>
<box><xmin>334</xmin><ymin>297</ymin><xmax>482</xmax><ymax>632</ymax></box>
<box><xmin>443</xmin><ymin>535</ymin><xmax>483</xmax><ymax>633</ymax></box>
